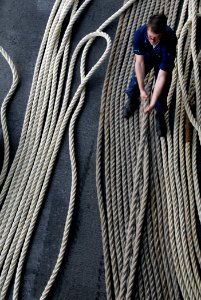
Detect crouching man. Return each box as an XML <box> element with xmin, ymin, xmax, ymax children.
<box><xmin>123</xmin><ymin>14</ymin><xmax>177</xmax><ymax>137</ymax></box>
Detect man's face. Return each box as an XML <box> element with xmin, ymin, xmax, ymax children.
<box><xmin>147</xmin><ymin>28</ymin><xmax>162</xmax><ymax>45</ymax></box>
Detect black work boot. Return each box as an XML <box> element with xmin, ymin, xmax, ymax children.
<box><xmin>155</xmin><ymin>112</ymin><xmax>167</xmax><ymax>137</ymax></box>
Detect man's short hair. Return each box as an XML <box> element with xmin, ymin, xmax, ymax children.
<box><xmin>147</xmin><ymin>14</ymin><xmax>167</xmax><ymax>34</ymax></box>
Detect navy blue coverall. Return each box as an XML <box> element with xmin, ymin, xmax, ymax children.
<box><xmin>125</xmin><ymin>24</ymin><xmax>177</xmax><ymax>113</ymax></box>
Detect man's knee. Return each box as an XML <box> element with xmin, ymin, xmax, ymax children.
<box><xmin>155</xmin><ymin>100</ymin><xmax>168</xmax><ymax>114</ymax></box>
<box><xmin>125</xmin><ymin>72</ymin><xmax>139</xmax><ymax>98</ymax></box>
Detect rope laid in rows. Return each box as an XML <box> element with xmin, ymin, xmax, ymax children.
<box><xmin>96</xmin><ymin>0</ymin><xmax>201</xmax><ymax>299</ymax></box>
<box><xmin>0</xmin><ymin>0</ymin><xmax>137</xmax><ymax>299</ymax></box>
<box><xmin>0</xmin><ymin>0</ymin><xmax>200</xmax><ymax>299</ymax></box>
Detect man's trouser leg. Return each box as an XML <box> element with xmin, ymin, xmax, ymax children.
<box><xmin>125</xmin><ymin>71</ymin><xmax>140</xmax><ymax>100</ymax></box>
<box><xmin>123</xmin><ymin>72</ymin><xmax>140</xmax><ymax>119</ymax></box>
<box><xmin>154</xmin><ymin>70</ymin><xmax>172</xmax><ymax>137</ymax></box>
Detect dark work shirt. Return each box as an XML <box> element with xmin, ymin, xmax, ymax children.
<box><xmin>132</xmin><ymin>24</ymin><xmax>177</xmax><ymax>72</ymax></box>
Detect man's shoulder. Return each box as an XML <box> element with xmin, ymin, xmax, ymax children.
<box><xmin>164</xmin><ymin>26</ymin><xmax>177</xmax><ymax>43</ymax></box>
<box><xmin>132</xmin><ymin>25</ymin><xmax>147</xmax><ymax>54</ymax></box>
<box><xmin>135</xmin><ymin>24</ymin><xmax>147</xmax><ymax>35</ymax></box>
<box><xmin>133</xmin><ymin>24</ymin><xmax>147</xmax><ymax>43</ymax></box>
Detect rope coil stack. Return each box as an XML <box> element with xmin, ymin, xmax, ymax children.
<box><xmin>0</xmin><ymin>0</ymin><xmax>200</xmax><ymax>299</ymax></box>
<box><xmin>0</xmin><ymin>0</ymin><xmax>136</xmax><ymax>298</ymax></box>
<box><xmin>96</xmin><ymin>0</ymin><xmax>201</xmax><ymax>299</ymax></box>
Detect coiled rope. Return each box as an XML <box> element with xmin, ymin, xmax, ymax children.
<box><xmin>0</xmin><ymin>0</ymin><xmax>137</xmax><ymax>299</ymax></box>
<box><xmin>96</xmin><ymin>0</ymin><xmax>201</xmax><ymax>299</ymax></box>
<box><xmin>0</xmin><ymin>0</ymin><xmax>200</xmax><ymax>299</ymax></box>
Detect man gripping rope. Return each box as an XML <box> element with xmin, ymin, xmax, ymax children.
<box><xmin>123</xmin><ymin>14</ymin><xmax>177</xmax><ymax>137</ymax></box>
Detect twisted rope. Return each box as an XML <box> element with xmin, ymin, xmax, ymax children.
<box><xmin>0</xmin><ymin>0</ymin><xmax>200</xmax><ymax>299</ymax></box>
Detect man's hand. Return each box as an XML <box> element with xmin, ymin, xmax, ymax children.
<box><xmin>142</xmin><ymin>103</ymin><xmax>155</xmax><ymax>113</ymax></box>
<box><xmin>142</xmin><ymin>70</ymin><xmax>168</xmax><ymax>113</ymax></box>
<box><xmin>141</xmin><ymin>94</ymin><xmax>155</xmax><ymax>113</ymax></box>
<box><xmin>140</xmin><ymin>89</ymin><xmax>149</xmax><ymax>101</ymax></box>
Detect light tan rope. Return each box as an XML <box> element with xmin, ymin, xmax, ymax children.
<box><xmin>0</xmin><ymin>0</ymin><xmax>137</xmax><ymax>299</ymax></box>
<box><xmin>0</xmin><ymin>47</ymin><xmax>19</xmax><ymax>187</ymax></box>
<box><xmin>0</xmin><ymin>0</ymin><xmax>200</xmax><ymax>299</ymax></box>
<box><xmin>97</xmin><ymin>0</ymin><xmax>201</xmax><ymax>299</ymax></box>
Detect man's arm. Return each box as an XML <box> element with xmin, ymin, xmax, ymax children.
<box><xmin>143</xmin><ymin>37</ymin><xmax>176</xmax><ymax>113</ymax></box>
<box><xmin>143</xmin><ymin>69</ymin><xmax>168</xmax><ymax>113</ymax></box>
<box><xmin>135</xmin><ymin>55</ymin><xmax>149</xmax><ymax>100</ymax></box>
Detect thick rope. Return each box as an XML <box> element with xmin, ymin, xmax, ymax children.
<box><xmin>0</xmin><ymin>0</ymin><xmax>137</xmax><ymax>299</ymax></box>
<box><xmin>0</xmin><ymin>47</ymin><xmax>19</xmax><ymax>187</ymax></box>
<box><xmin>96</xmin><ymin>0</ymin><xmax>201</xmax><ymax>299</ymax></box>
<box><xmin>0</xmin><ymin>0</ymin><xmax>200</xmax><ymax>299</ymax></box>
